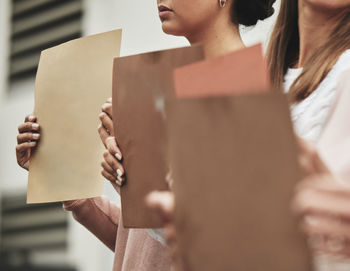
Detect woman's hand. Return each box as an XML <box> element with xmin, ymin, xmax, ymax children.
<box><xmin>294</xmin><ymin>137</ymin><xmax>350</xmax><ymax>256</ymax></box>
<box><xmin>293</xmin><ymin>174</ymin><xmax>350</xmax><ymax>257</ymax></box>
<box><xmin>296</xmin><ymin>136</ymin><xmax>330</xmax><ymax>177</ymax></box>
<box><xmin>16</xmin><ymin>115</ymin><xmax>40</xmax><ymax>170</ymax></box>
<box><xmin>146</xmin><ymin>191</ymin><xmax>177</xmax><ymax>260</ymax></box>
<box><xmin>98</xmin><ymin>98</ymin><xmax>125</xmax><ymax>187</ymax></box>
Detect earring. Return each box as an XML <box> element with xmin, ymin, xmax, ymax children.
<box><xmin>219</xmin><ymin>0</ymin><xmax>226</xmax><ymax>8</ymax></box>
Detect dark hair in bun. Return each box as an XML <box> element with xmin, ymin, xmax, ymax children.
<box><xmin>231</xmin><ymin>0</ymin><xmax>276</xmax><ymax>26</ymax></box>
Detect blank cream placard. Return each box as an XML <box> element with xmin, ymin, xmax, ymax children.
<box><xmin>27</xmin><ymin>29</ymin><xmax>122</xmax><ymax>203</ymax></box>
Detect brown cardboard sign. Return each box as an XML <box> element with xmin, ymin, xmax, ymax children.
<box><xmin>112</xmin><ymin>45</ymin><xmax>205</xmax><ymax>228</ymax></box>
<box><xmin>174</xmin><ymin>44</ymin><xmax>270</xmax><ymax>98</ymax></box>
<box><xmin>168</xmin><ymin>93</ymin><xmax>313</xmax><ymax>271</ymax></box>
<box><xmin>27</xmin><ymin>30</ymin><xmax>122</xmax><ymax>203</ymax></box>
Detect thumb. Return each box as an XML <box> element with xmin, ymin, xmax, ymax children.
<box><xmin>146</xmin><ymin>191</ymin><xmax>175</xmax><ymax>225</ymax></box>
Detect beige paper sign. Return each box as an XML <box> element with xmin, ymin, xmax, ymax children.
<box><xmin>27</xmin><ymin>29</ymin><xmax>122</xmax><ymax>203</ymax></box>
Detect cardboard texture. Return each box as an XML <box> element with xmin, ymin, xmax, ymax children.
<box><xmin>174</xmin><ymin>44</ymin><xmax>270</xmax><ymax>98</ymax></box>
<box><xmin>168</xmin><ymin>93</ymin><xmax>313</xmax><ymax>271</ymax></box>
<box><xmin>112</xmin><ymin>45</ymin><xmax>205</xmax><ymax>228</ymax></box>
<box><xmin>27</xmin><ymin>29</ymin><xmax>122</xmax><ymax>203</ymax></box>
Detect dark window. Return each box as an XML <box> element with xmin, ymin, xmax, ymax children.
<box><xmin>9</xmin><ymin>0</ymin><xmax>83</xmax><ymax>82</ymax></box>
<box><xmin>0</xmin><ymin>194</ymin><xmax>76</xmax><ymax>271</ymax></box>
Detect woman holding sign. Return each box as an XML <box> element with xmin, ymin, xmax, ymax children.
<box><xmin>267</xmin><ymin>0</ymin><xmax>350</xmax><ymax>262</ymax></box>
<box><xmin>16</xmin><ymin>0</ymin><xmax>276</xmax><ymax>270</ymax></box>
<box><xmin>148</xmin><ymin>0</ymin><xmax>350</xmax><ymax>267</ymax></box>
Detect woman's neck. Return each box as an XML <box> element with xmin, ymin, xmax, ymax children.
<box><xmin>187</xmin><ymin>17</ymin><xmax>245</xmax><ymax>59</ymax></box>
<box><xmin>297</xmin><ymin>0</ymin><xmax>346</xmax><ymax>68</ymax></box>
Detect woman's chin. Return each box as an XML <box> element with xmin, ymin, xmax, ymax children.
<box><xmin>161</xmin><ymin>22</ymin><xmax>184</xmax><ymax>37</ymax></box>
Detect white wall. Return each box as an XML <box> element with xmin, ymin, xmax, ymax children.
<box><xmin>0</xmin><ymin>0</ymin><xmax>280</xmax><ymax>270</ymax></box>
<box><xmin>84</xmin><ymin>0</ymin><xmax>188</xmax><ymax>56</ymax></box>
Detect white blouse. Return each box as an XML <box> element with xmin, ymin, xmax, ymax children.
<box><xmin>283</xmin><ymin>50</ymin><xmax>350</xmax><ymax>142</ymax></box>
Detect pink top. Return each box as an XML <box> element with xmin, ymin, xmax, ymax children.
<box><xmin>63</xmin><ymin>197</ymin><xmax>171</xmax><ymax>271</ymax></box>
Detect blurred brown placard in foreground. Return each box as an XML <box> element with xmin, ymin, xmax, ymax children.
<box><xmin>169</xmin><ymin>93</ymin><xmax>312</xmax><ymax>271</ymax></box>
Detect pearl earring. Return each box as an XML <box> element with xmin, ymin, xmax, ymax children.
<box><xmin>219</xmin><ymin>0</ymin><xmax>227</xmax><ymax>8</ymax></box>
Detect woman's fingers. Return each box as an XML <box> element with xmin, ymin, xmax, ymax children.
<box><xmin>98</xmin><ymin>124</ymin><xmax>109</xmax><ymax>147</ymax></box>
<box><xmin>16</xmin><ymin>115</ymin><xmax>39</xmax><ymax>170</ymax></box>
<box><xmin>301</xmin><ymin>214</ymin><xmax>350</xmax><ymax>241</ymax></box>
<box><xmin>301</xmin><ymin>215</ymin><xmax>350</xmax><ymax>256</ymax></box>
<box><xmin>18</xmin><ymin>122</ymin><xmax>40</xmax><ymax>133</ymax></box>
<box><xmin>18</xmin><ymin>116</ymin><xmax>40</xmax><ymax>143</ymax></box>
<box><xmin>99</xmin><ymin>112</ymin><xmax>114</xmax><ymax>136</ymax></box>
<box><xmin>293</xmin><ymin>176</ymin><xmax>350</xmax><ymax>220</ymax></box>
<box><xmin>103</xmin><ymin>150</ymin><xmax>124</xmax><ymax>173</ymax></box>
<box><xmin>295</xmin><ymin>176</ymin><xmax>350</xmax><ymax>200</ymax></box>
<box><xmin>102</xmin><ymin>102</ymin><xmax>113</xmax><ymax>119</ymax></box>
<box><xmin>97</xmin><ymin>117</ymin><xmax>121</xmax><ymax>161</ymax></box>
<box><xmin>97</xmin><ymin>125</ymin><xmax>122</xmax><ymax>161</ymax></box>
<box><xmin>298</xmin><ymin>154</ymin><xmax>315</xmax><ymax>178</ymax></box>
<box><xmin>297</xmin><ymin>137</ymin><xmax>317</xmax><ymax>176</ymax></box>
<box><xmin>146</xmin><ymin>191</ymin><xmax>175</xmax><ymax>224</ymax></box>
<box><xmin>105</xmin><ymin>137</ymin><xmax>123</xmax><ymax>161</ymax></box>
<box><xmin>101</xmin><ymin>160</ymin><xmax>118</xmax><ymax>179</ymax></box>
<box><xmin>24</xmin><ymin>115</ymin><xmax>37</xmax><ymax>122</ymax></box>
<box><xmin>293</xmin><ymin>174</ymin><xmax>350</xmax><ymax>256</ymax></box>
<box><xmin>293</xmin><ymin>187</ymin><xmax>350</xmax><ymax>220</ymax></box>
<box><xmin>164</xmin><ymin>223</ymin><xmax>177</xmax><ymax>246</ymax></box>
<box><xmin>97</xmin><ymin>101</ymin><xmax>125</xmax><ymax>187</ymax></box>
<box><xmin>146</xmin><ymin>191</ymin><xmax>177</xmax><ymax>259</ymax></box>
<box><xmin>101</xmin><ymin>164</ymin><xmax>123</xmax><ymax>187</ymax></box>
<box><xmin>17</xmin><ymin>132</ymin><xmax>40</xmax><ymax>144</ymax></box>
<box><xmin>103</xmin><ymin>151</ymin><xmax>125</xmax><ymax>185</ymax></box>
<box><xmin>101</xmin><ymin>169</ymin><xmax>119</xmax><ymax>184</ymax></box>
<box><xmin>16</xmin><ymin>141</ymin><xmax>37</xmax><ymax>152</ymax></box>
<box><xmin>166</xmin><ymin>225</ymin><xmax>179</xmax><ymax>263</ymax></box>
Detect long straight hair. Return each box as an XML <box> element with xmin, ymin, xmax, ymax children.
<box><xmin>266</xmin><ymin>1</ymin><xmax>350</xmax><ymax>103</ymax></box>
